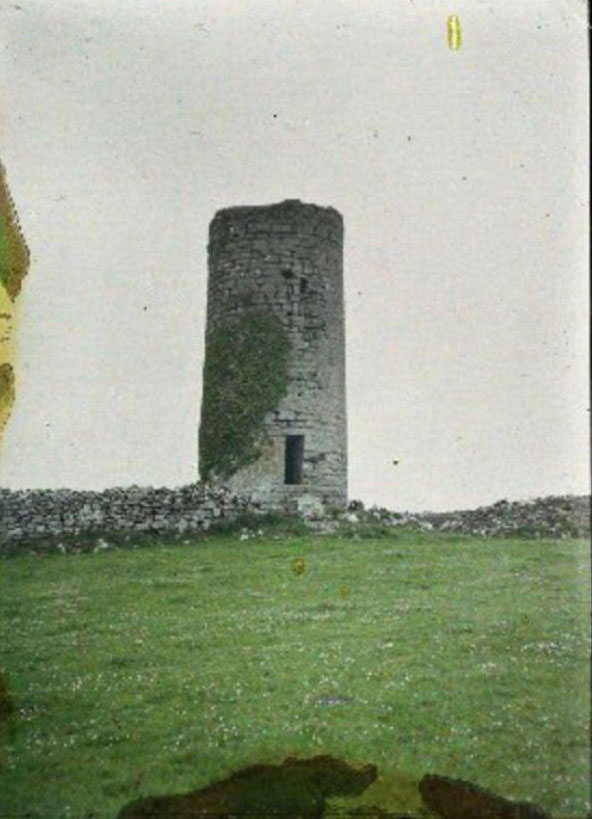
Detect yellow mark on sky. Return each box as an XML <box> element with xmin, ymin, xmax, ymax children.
<box><xmin>447</xmin><ymin>15</ymin><xmax>462</xmax><ymax>50</ymax></box>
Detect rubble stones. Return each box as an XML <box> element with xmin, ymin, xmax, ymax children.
<box><xmin>337</xmin><ymin>496</ymin><xmax>589</xmax><ymax>539</ymax></box>
<box><xmin>417</xmin><ymin>495</ymin><xmax>590</xmax><ymax>539</ymax></box>
<box><xmin>296</xmin><ymin>493</ymin><xmax>326</xmax><ymax>520</ymax></box>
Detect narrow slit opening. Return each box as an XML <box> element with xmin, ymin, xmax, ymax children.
<box><xmin>284</xmin><ymin>435</ymin><xmax>304</xmax><ymax>485</ymax></box>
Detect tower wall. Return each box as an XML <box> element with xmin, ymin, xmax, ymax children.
<box><xmin>199</xmin><ymin>199</ymin><xmax>347</xmax><ymax>510</ymax></box>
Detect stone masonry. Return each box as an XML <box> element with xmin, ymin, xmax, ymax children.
<box><xmin>0</xmin><ymin>483</ymin><xmax>256</xmax><ymax>548</ymax></box>
<box><xmin>200</xmin><ymin>200</ymin><xmax>347</xmax><ymax>510</ymax></box>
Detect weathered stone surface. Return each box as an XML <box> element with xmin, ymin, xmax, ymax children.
<box><xmin>296</xmin><ymin>493</ymin><xmax>326</xmax><ymax>519</ymax></box>
<box><xmin>201</xmin><ymin>200</ymin><xmax>347</xmax><ymax>511</ymax></box>
<box><xmin>418</xmin><ymin>774</ymin><xmax>551</xmax><ymax>819</ymax></box>
<box><xmin>116</xmin><ymin>755</ymin><xmax>378</xmax><ymax>819</ymax></box>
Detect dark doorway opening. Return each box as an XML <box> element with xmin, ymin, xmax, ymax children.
<box><xmin>284</xmin><ymin>435</ymin><xmax>304</xmax><ymax>484</ymax></box>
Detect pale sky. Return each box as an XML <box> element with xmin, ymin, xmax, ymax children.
<box><xmin>0</xmin><ymin>0</ymin><xmax>588</xmax><ymax>511</ymax></box>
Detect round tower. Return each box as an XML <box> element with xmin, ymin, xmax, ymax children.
<box><xmin>199</xmin><ymin>199</ymin><xmax>347</xmax><ymax>510</ymax></box>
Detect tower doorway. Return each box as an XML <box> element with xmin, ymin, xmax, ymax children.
<box><xmin>284</xmin><ymin>435</ymin><xmax>304</xmax><ymax>484</ymax></box>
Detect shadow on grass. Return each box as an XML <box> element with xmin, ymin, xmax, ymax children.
<box><xmin>115</xmin><ymin>756</ymin><xmax>556</xmax><ymax>819</ymax></box>
<box><xmin>116</xmin><ymin>754</ymin><xmax>378</xmax><ymax>818</ymax></box>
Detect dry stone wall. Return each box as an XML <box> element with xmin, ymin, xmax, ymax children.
<box><xmin>0</xmin><ymin>483</ymin><xmax>256</xmax><ymax>548</ymax></box>
<box><xmin>337</xmin><ymin>495</ymin><xmax>590</xmax><ymax>539</ymax></box>
<box><xmin>418</xmin><ymin>495</ymin><xmax>590</xmax><ymax>538</ymax></box>
<box><xmin>2</xmin><ymin>485</ymin><xmax>586</xmax><ymax>552</ymax></box>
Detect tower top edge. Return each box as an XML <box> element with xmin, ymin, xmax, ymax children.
<box><xmin>210</xmin><ymin>200</ymin><xmax>343</xmax><ymax>224</ymax></box>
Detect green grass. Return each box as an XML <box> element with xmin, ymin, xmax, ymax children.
<box><xmin>1</xmin><ymin>530</ymin><xmax>589</xmax><ymax>818</ymax></box>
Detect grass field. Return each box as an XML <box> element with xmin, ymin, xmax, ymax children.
<box><xmin>1</xmin><ymin>528</ymin><xmax>590</xmax><ymax>818</ymax></box>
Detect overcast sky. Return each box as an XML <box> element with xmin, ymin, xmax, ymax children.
<box><xmin>0</xmin><ymin>0</ymin><xmax>588</xmax><ymax>511</ymax></box>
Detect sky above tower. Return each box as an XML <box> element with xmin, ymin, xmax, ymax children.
<box><xmin>0</xmin><ymin>0</ymin><xmax>588</xmax><ymax>511</ymax></box>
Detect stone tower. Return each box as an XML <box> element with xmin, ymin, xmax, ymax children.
<box><xmin>199</xmin><ymin>199</ymin><xmax>347</xmax><ymax>510</ymax></box>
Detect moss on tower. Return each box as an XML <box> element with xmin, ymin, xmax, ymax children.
<box><xmin>199</xmin><ymin>308</ymin><xmax>290</xmax><ymax>481</ymax></box>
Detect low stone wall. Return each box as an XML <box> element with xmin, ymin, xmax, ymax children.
<box><xmin>419</xmin><ymin>495</ymin><xmax>590</xmax><ymax>538</ymax></box>
<box><xmin>2</xmin><ymin>485</ymin><xmax>588</xmax><ymax>550</ymax></box>
<box><xmin>340</xmin><ymin>495</ymin><xmax>590</xmax><ymax>539</ymax></box>
<box><xmin>0</xmin><ymin>483</ymin><xmax>257</xmax><ymax>547</ymax></box>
